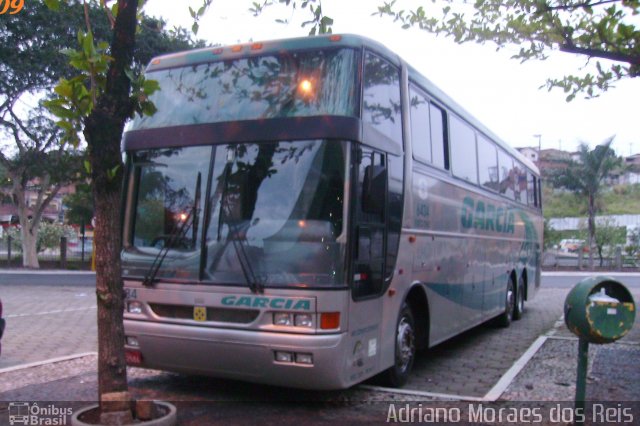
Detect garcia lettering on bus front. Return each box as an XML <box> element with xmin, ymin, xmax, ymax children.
<box><xmin>221</xmin><ymin>295</ymin><xmax>312</xmax><ymax>311</ymax></box>
<box><xmin>460</xmin><ymin>196</ymin><xmax>515</xmax><ymax>234</ymax></box>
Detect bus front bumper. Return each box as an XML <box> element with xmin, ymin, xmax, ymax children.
<box><xmin>124</xmin><ymin>319</ymin><xmax>352</xmax><ymax>390</ymax></box>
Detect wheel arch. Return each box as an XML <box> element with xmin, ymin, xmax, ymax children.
<box><xmin>405</xmin><ymin>283</ymin><xmax>430</xmax><ymax>351</ymax></box>
<box><xmin>520</xmin><ymin>268</ymin><xmax>529</xmax><ymax>301</ymax></box>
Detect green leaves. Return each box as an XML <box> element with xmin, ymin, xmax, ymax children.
<box><xmin>190</xmin><ymin>0</ymin><xmax>213</xmax><ymax>35</ymax></box>
<box><xmin>376</xmin><ymin>0</ymin><xmax>640</xmax><ymax>100</ymax></box>
<box><xmin>125</xmin><ymin>69</ymin><xmax>161</xmax><ymax>118</ymax></box>
<box><xmin>250</xmin><ymin>0</ymin><xmax>334</xmax><ymax>35</ymax></box>
<box><xmin>43</xmin><ymin>0</ymin><xmax>61</xmax><ymax>11</ymax></box>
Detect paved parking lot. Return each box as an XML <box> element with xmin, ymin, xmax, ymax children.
<box><xmin>1</xmin><ymin>273</ymin><xmax>638</xmax><ymax>400</ymax></box>
<box><xmin>0</xmin><ymin>283</ymin><xmax>96</xmax><ymax>370</ymax></box>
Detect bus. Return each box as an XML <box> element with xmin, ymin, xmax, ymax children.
<box><xmin>121</xmin><ymin>34</ymin><xmax>543</xmax><ymax>390</ymax></box>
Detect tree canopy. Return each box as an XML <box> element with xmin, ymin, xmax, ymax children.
<box><xmin>376</xmin><ymin>0</ymin><xmax>640</xmax><ymax>100</ymax></box>
<box><xmin>0</xmin><ymin>0</ymin><xmax>204</xmax><ymax>268</ymax></box>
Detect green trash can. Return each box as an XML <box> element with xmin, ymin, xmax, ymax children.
<box><xmin>564</xmin><ymin>276</ymin><xmax>635</xmax><ymax>344</ymax></box>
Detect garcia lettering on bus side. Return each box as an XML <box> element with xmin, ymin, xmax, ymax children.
<box><xmin>221</xmin><ymin>295</ymin><xmax>312</xmax><ymax>311</ymax></box>
<box><xmin>461</xmin><ymin>196</ymin><xmax>515</xmax><ymax>234</ymax></box>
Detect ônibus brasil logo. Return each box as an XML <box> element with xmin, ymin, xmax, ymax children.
<box><xmin>8</xmin><ymin>402</ymin><xmax>73</xmax><ymax>425</ymax></box>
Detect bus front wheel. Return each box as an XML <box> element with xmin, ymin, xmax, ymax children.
<box><xmin>496</xmin><ymin>277</ymin><xmax>515</xmax><ymax>328</ymax></box>
<box><xmin>380</xmin><ymin>303</ymin><xmax>416</xmax><ymax>387</ymax></box>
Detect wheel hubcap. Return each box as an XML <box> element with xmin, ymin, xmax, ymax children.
<box><xmin>506</xmin><ymin>284</ymin><xmax>515</xmax><ymax>315</ymax></box>
<box><xmin>396</xmin><ymin>317</ymin><xmax>415</xmax><ymax>372</ymax></box>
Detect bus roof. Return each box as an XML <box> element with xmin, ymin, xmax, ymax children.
<box><xmin>145</xmin><ymin>33</ymin><xmax>539</xmax><ymax>175</ymax></box>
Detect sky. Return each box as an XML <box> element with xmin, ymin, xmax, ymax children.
<box><xmin>143</xmin><ymin>0</ymin><xmax>639</xmax><ymax>156</ymax></box>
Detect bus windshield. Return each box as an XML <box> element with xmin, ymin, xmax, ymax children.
<box><xmin>123</xmin><ymin>140</ymin><xmax>348</xmax><ymax>288</ymax></box>
<box><xmin>129</xmin><ymin>48</ymin><xmax>358</xmax><ymax>130</ymax></box>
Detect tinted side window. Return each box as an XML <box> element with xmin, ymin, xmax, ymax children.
<box><xmin>527</xmin><ymin>171</ymin><xmax>536</xmax><ymax>206</ymax></box>
<box><xmin>430</xmin><ymin>104</ymin><xmax>448</xmax><ymax>170</ymax></box>
<box><xmin>409</xmin><ymin>86</ymin><xmax>431</xmax><ymax>163</ymax></box>
<box><xmin>450</xmin><ymin>115</ymin><xmax>478</xmax><ymax>183</ymax></box>
<box><xmin>477</xmin><ymin>135</ymin><xmax>498</xmax><ymax>191</ymax></box>
<box><xmin>498</xmin><ymin>150</ymin><xmax>515</xmax><ymax>199</ymax></box>
<box><xmin>363</xmin><ymin>52</ymin><xmax>402</xmax><ymax>144</ymax></box>
<box><xmin>537</xmin><ymin>178</ymin><xmax>543</xmax><ymax>208</ymax></box>
<box><xmin>514</xmin><ymin>161</ymin><xmax>527</xmax><ymax>204</ymax></box>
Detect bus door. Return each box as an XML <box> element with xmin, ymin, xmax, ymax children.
<box><xmin>346</xmin><ymin>147</ymin><xmax>387</xmax><ymax>382</ymax></box>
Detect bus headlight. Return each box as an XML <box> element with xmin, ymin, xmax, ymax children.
<box><xmin>294</xmin><ymin>313</ymin><xmax>313</xmax><ymax>328</ymax></box>
<box><xmin>127</xmin><ymin>301</ymin><xmax>143</xmax><ymax>314</ymax></box>
<box><xmin>126</xmin><ymin>336</ymin><xmax>139</xmax><ymax>347</ymax></box>
<box><xmin>273</xmin><ymin>312</ymin><xmax>293</xmax><ymax>326</ymax></box>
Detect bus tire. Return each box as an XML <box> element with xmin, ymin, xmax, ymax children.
<box><xmin>513</xmin><ymin>277</ymin><xmax>525</xmax><ymax>321</ymax></box>
<box><xmin>380</xmin><ymin>303</ymin><xmax>416</xmax><ymax>387</ymax></box>
<box><xmin>496</xmin><ymin>276</ymin><xmax>515</xmax><ymax>328</ymax></box>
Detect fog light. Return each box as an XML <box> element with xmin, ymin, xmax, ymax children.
<box><xmin>125</xmin><ymin>349</ymin><xmax>143</xmax><ymax>365</ymax></box>
<box><xmin>273</xmin><ymin>312</ymin><xmax>293</xmax><ymax>326</ymax></box>
<box><xmin>126</xmin><ymin>336</ymin><xmax>139</xmax><ymax>347</ymax></box>
<box><xmin>295</xmin><ymin>353</ymin><xmax>313</xmax><ymax>365</ymax></box>
<box><xmin>275</xmin><ymin>351</ymin><xmax>293</xmax><ymax>363</ymax></box>
<box><xmin>294</xmin><ymin>313</ymin><xmax>313</xmax><ymax>328</ymax></box>
<box><xmin>127</xmin><ymin>301</ymin><xmax>143</xmax><ymax>314</ymax></box>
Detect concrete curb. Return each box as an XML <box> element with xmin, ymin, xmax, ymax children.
<box><xmin>0</xmin><ymin>269</ymin><xmax>95</xmax><ymax>275</ymax></box>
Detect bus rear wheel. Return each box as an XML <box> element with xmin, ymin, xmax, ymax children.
<box><xmin>513</xmin><ymin>277</ymin><xmax>525</xmax><ymax>320</ymax></box>
<box><xmin>380</xmin><ymin>303</ymin><xmax>416</xmax><ymax>387</ymax></box>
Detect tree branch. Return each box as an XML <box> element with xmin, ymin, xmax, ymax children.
<box><xmin>545</xmin><ymin>0</ymin><xmax>622</xmax><ymax>11</ymax></box>
<box><xmin>100</xmin><ymin>0</ymin><xmax>117</xmax><ymax>28</ymax></box>
<box><xmin>6</xmin><ymin>105</ymin><xmax>41</xmax><ymax>147</ymax></box>
<box><xmin>559</xmin><ymin>43</ymin><xmax>640</xmax><ymax>66</ymax></box>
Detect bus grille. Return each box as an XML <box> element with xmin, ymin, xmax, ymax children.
<box><xmin>148</xmin><ymin>303</ymin><xmax>259</xmax><ymax>324</ymax></box>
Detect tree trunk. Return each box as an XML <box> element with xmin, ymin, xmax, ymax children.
<box><xmin>82</xmin><ymin>0</ymin><xmax>139</xmax><ymax>413</ymax></box>
<box><xmin>13</xmin><ymin>183</ymin><xmax>40</xmax><ymax>269</ymax></box>
<box><xmin>20</xmin><ymin>220</ymin><xmax>40</xmax><ymax>269</ymax></box>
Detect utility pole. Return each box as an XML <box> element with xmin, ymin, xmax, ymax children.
<box><xmin>533</xmin><ymin>134</ymin><xmax>542</xmax><ymax>165</ymax></box>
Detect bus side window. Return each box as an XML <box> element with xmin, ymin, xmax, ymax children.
<box><xmin>430</xmin><ymin>104</ymin><xmax>448</xmax><ymax>170</ymax></box>
<box><xmin>478</xmin><ymin>135</ymin><xmax>499</xmax><ymax>191</ymax></box>
<box><xmin>362</xmin><ymin>51</ymin><xmax>402</xmax><ymax>147</ymax></box>
<box><xmin>409</xmin><ymin>86</ymin><xmax>432</xmax><ymax>164</ymax></box>
<box><xmin>537</xmin><ymin>177</ymin><xmax>543</xmax><ymax>209</ymax></box>
<box><xmin>498</xmin><ymin>149</ymin><xmax>515</xmax><ymax>200</ymax></box>
<box><xmin>515</xmin><ymin>161</ymin><xmax>527</xmax><ymax>204</ymax></box>
<box><xmin>450</xmin><ymin>115</ymin><xmax>478</xmax><ymax>184</ymax></box>
<box><xmin>527</xmin><ymin>171</ymin><xmax>536</xmax><ymax>207</ymax></box>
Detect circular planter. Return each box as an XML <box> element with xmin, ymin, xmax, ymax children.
<box><xmin>71</xmin><ymin>401</ymin><xmax>177</xmax><ymax>426</ymax></box>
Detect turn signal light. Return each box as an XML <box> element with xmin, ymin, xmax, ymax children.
<box><xmin>320</xmin><ymin>312</ymin><xmax>340</xmax><ymax>329</ymax></box>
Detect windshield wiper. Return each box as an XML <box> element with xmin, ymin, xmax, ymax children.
<box><xmin>217</xmin><ymin>157</ymin><xmax>263</xmax><ymax>294</ymax></box>
<box><xmin>142</xmin><ymin>173</ymin><xmax>201</xmax><ymax>287</ymax></box>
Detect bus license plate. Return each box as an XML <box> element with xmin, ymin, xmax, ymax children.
<box><xmin>193</xmin><ymin>306</ymin><xmax>207</xmax><ymax>322</ymax></box>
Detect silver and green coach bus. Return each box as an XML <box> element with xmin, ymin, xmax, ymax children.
<box><xmin>121</xmin><ymin>34</ymin><xmax>543</xmax><ymax>390</ymax></box>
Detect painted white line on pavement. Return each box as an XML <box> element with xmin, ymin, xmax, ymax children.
<box><xmin>482</xmin><ymin>313</ymin><xmax>568</xmax><ymax>401</ymax></box>
<box><xmin>361</xmin><ymin>315</ymin><xmax>565</xmax><ymax>402</ymax></box>
<box><xmin>0</xmin><ymin>352</ymin><xmax>97</xmax><ymax>374</ymax></box>
<box><xmin>482</xmin><ymin>335</ymin><xmax>548</xmax><ymax>401</ymax></box>
<box><xmin>359</xmin><ymin>384</ymin><xmax>485</xmax><ymax>402</ymax></box>
<box><xmin>6</xmin><ymin>306</ymin><xmax>96</xmax><ymax>318</ymax></box>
